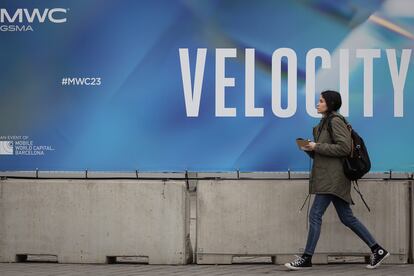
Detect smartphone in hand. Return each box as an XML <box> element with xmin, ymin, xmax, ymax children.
<box><xmin>296</xmin><ymin>138</ymin><xmax>310</xmax><ymax>150</ymax></box>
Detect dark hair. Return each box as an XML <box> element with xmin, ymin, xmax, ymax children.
<box><xmin>321</xmin><ymin>90</ymin><xmax>342</xmax><ymax>112</ymax></box>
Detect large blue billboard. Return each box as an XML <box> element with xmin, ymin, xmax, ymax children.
<box><xmin>0</xmin><ymin>0</ymin><xmax>413</xmax><ymax>172</ymax></box>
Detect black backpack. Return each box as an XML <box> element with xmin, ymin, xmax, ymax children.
<box><xmin>327</xmin><ymin>115</ymin><xmax>372</xmax><ymax>211</ymax></box>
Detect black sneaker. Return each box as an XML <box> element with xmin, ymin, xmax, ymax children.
<box><xmin>284</xmin><ymin>255</ymin><xmax>312</xmax><ymax>270</ymax></box>
<box><xmin>366</xmin><ymin>247</ymin><xmax>390</xmax><ymax>269</ymax></box>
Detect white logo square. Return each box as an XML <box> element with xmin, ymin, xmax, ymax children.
<box><xmin>0</xmin><ymin>141</ymin><xmax>14</xmax><ymax>155</ymax></box>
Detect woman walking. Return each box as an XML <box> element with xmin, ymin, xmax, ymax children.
<box><xmin>285</xmin><ymin>90</ymin><xmax>389</xmax><ymax>270</ymax></box>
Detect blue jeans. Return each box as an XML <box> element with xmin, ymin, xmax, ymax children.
<box><xmin>304</xmin><ymin>194</ymin><xmax>376</xmax><ymax>255</ymax></box>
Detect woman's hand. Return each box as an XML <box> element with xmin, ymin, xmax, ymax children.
<box><xmin>301</xmin><ymin>142</ymin><xmax>316</xmax><ymax>151</ymax></box>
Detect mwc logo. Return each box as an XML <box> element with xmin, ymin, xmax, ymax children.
<box><xmin>0</xmin><ymin>8</ymin><xmax>68</xmax><ymax>24</ymax></box>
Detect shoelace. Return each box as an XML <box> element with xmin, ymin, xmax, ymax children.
<box><xmin>370</xmin><ymin>251</ymin><xmax>379</xmax><ymax>265</ymax></box>
<box><xmin>291</xmin><ymin>255</ymin><xmax>305</xmax><ymax>266</ymax></box>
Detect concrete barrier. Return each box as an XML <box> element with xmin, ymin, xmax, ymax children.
<box><xmin>0</xmin><ymin>179</ymin><xmax>191</xmax><ymax>264</ymax></box>
<box><xmin>411</xmin><ymin>180</ymin><xmax>414</xmax><ymax>264</ymax></box>
<box><xmin>196</xmin><ymin>179</ymin><xmax>410</xmax><ymax>264</ymax></box>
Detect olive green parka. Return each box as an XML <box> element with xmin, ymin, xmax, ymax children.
<box><xmin>309</xmin><ymin>111</ymin><xmax>353</xmax><ymax>204</ymax></box>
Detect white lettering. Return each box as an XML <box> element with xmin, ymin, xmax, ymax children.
<box><xmin>245</xmin><ymin>48</ymin><xmax>264</xmax><ymax>117</ymax></box>
<box><xmin>306</xmin><ymin>48</ymin><xmax>331</xmax><ymax>118</ymax></box>
<box><xmin>216</xmin><ymin>48</ymin><xmax>237</xmax><ymax>117</ymax></box>
<box><xmin>0</xmin><ymin>8</ymin><xmax>67</xmax><ymax>23</ymax></box>
<box><xmin>356</xmin><ymin>49</ymin><xmax>381</xmax><ymax>117</ymax></box>
<box><xmin>179</xmin><ymin>48</ymin><xmax>207</xmax><ymax>117</ymax></box>
<box><xmin>272</xmin><ymin>48</ymin><xmax>297</xmax><ymax>118</ymax></box>
<box><xmin>386</xmin><ymin>49</ymin><xmax>411</xmax><ymax>117</ymax></box>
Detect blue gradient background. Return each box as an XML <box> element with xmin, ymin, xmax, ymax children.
<box><xmin>0</xmin><ymin>0</ymin><xmax>413</xmax><ymax>172</ymax></box>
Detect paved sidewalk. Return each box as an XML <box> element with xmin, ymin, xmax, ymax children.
<box><xmin>0</xmin><ymin>263</ymin><xmax>413</xmax><ymax>276</ymax></box>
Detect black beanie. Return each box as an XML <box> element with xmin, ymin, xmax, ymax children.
<box><xmin>321</xmin><ymin>90</ymin><xmax>342</xmax><ymax>112</ymax></box>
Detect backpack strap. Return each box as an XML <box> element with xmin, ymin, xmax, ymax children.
<box><xmin>327</xmin><ymin>116</ymin><xmax>370</xmax><ymax>211</ymax></box>
<box><xmin>315</xmin><ymin>115</ymin><xmax>331</xmax><ymax>142</ymax></box>
<box><xmin>352</xmin><ymin>180</ymin><xmax>371</xmax><ymax>212</ymax></box>
<box><xmin>326</xmin><ymin>114</ymin><xmax>354</xmax><ymax>157</ymax></box>
<box><xmin>326</xmin><ymin>114</ymin><xmax>350</xmax><ymax>141</ymax></box>
<box><xmin>299</xmin><ymin>193</ymin><xmax>312</xmax><ymax>230</ymax></box>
